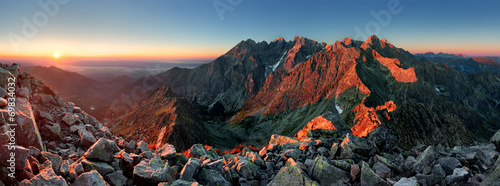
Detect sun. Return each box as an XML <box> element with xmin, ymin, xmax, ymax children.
<box><xmin>53</xmin><ymin>51</ymin><xmax>60</xmax><ymax>58</ymax></box>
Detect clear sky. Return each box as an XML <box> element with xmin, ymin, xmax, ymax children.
<box><xmin>1</xmin><ymin>0</ymin><xmax>499</xmax><ymax>60</ymax></box>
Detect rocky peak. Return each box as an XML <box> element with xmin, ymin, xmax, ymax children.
<box><xmin>273</xmin><ymin>37</ymin><xmax>285</xmax><ymax>43</ymax></box>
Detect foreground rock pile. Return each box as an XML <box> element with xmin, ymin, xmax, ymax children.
<box><xmin>1</xmin><ymin>63</ymin><xmax>500</xmax><ymax>186</ymax></box>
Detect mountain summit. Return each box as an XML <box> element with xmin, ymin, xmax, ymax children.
<box><xmin>106</xmin><ymin>35</ymin><xmax>500</xmax><ymax>152</ymax></box>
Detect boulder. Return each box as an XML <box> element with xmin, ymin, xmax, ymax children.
<box><xmin>310</xmin><ymin>155</ymin><xmax>348</xmax><ymax>185</ymax></box>
<box><xmin>170</xmin><ymin>179</ymin><xmax>201</xmax><ymax>186</ymax></box>
<box><xmin>69</xmin><ymin>163</ymin><xmax>84</xmax><ymax>181</ymax></box>
<box><xmin>126</xmin><ymin>140</ymin><xmax>136</xmax><ymax>153</ymax></box>
<box><xmin>72</xmin><ymin>170</ymin><xmax>107</xmax><ymax>186</ymax></box>
<box><xmin>157</xmin><ymin>143</ymin><xmax>176</xmax><ymax>159</ymax></box>
<box><xmin>60</xmin><ymin>160</ymin><xmax>70</xmax><ymax>177</ymax></box>
<box><xmin>482</xmin><ymin>164</ymin><xmax>500</xmax><ymax>186</ymax></box>
<box><xmin>0</xmin><ymin>145</ymin><xmax>29</xmax><ymax>169</ymax></box>
<box><xmin>269</xmin><ymin>134</ymin><xmax>300</xmax><ymax>149</ymax></box>
<box><xmin>235</xmin><ymin>158</ymin><xmax>259</xmax><ymax>180</ymax></box>
<box><xmin>104</xmin><ymin>170</ymin><xmax>128</xmax><ymax>186</ymax></box>
<box><xmin>0</xmin><ymin>68</ymin><xmax>15</xmax><ymax>88</ymax></box>
<box><xmin>28</xmin><ymin>160</ymin><xmax>68</xmax><ymax>186</ymax></box>
<box><xmin>188</xmin><ymin>144</ymin><xmax>219</xmax><ymax>160</ymax></box>
<box><xmin>62</xmin><ymin>112</ymin><xmax>76</xmax><ymax>126</ymax></box>
<box><xmin>282</xmin><ymin>149</ymin><xmax>301</xmax><ymax>160</ymax></box>
<box><xmin>197</xmin><ymin>168</ymin><xmax>231</xmax><ymax>186</ymax></box>
<box><xmin>42</xmin><ymin>122</ymin><xmax>61</xmax><ymax>140</ymax></box>
<box><xmin>438</xmin><ymin>157</ymin><xmax>462</xmax><ymax>175</ymax></box>
<box><xmin>41</xmin><ymin>151</ymin><xmax>62</xmax><ymax>175</ymax></box>
<box><xmin>84</xmin><ymin>138</ymin><xmax>120</xmax><ymax>162</ymax></box>
<box><xmin>340</xmin><ymin>133</ymin><xmax>376</xmax><ymax>160</ymax></box>
<box><xmin>413</xmin><ymin>146</ymin><xmax>436</xmax><ymax>173</ymax></box>
<box><xmin>79</xmin><ymin>129</ymin><xmax>97</xmax><ymax>148</ymax></box>
<box><xmin>133</xmin><ymin>159</ymin><xmax>172</xmax><ymax>185</ymax></box>
<box><xmin>394</xmin><ymin>177</ymin><xmax>418</xmax><ymax>186</ymax></box>
<box><xmin>268</xmin><ymin>158</ymin><xmax>319</xmax><ymax>186</ymax></box>
<box><xmin>0</xmin><ymin>98</ymin><xmax>7</xmax><ymax>107</ymax></box>
<box><xmin>373</xmin><ymin>162</ymin><xmax>392</xmax><ymax>179</ymax></box>
<box><xmin>81</xmin><ymin>158</ymin><xmax>115</xmax><ymax>176</ymax></box>
<box><xmin>3</xmin><ymin>98</ymin><xmax>44</xmax><ymax>150</ymax></box>
<box><xmin>360</xmin><ymin>161</ymin><xmax>389</xmax><ymax>186</ymax></box>
<box><xmin>180</xmin><ymin>158</ymin><xmax>201</xmax><ymax>180</ymax></box>
<box><xmin>445</xmin><ymin>168</ymin><xmax>469</xmax><ymax>184</ymax></box>
<box><xmin>136</xmin><ymin>141</ymin><xmax>149</xmax><ymax>153</ymax></box>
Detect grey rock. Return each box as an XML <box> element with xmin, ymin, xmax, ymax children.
<box><xmin>413</xmin><ymin>146</ymin><xmax>436</xmax><ymax>173</ymax></box>
<box><xmin>69</xmin><ymin>124</ymin><xmax>85</xmax><ymax>134</ymax></box>
<box><xmin>60</xmin><ymin>160</ymin><xmax>70</xmax><ymax>177</ymax></box>
<box><xmin>136</xmin><ymin>141</ymin><xmax>149</xmax><ymax>153</ymax></box>
<box><xmin>133</xmin><ymin>159</ymin><xmax>171</xmax><ymax>185</ymax></box>
<box><xmin>170</xmin><ymin>179</ymin><xmax>201</xmax><ymax>186</ymax></box>
<box><xmin>360</xmin><ymin>161</ymin><xmax>389</xmax><ymax>186</ymax></box>
<box><xmin>41</xmin><ymin>151</ymin><xmax>62</xmax><ymax>175</ymax></box>
<box><xmin>43</xmin><ymin>122</ymin><xmax>61</xmax><ymax>140</ymax></box>
<box><xmin>104</xmin><ymin>170</ymin><xmax>128</xmax><ymax>186</ymax></box>
<box><xmin>432</xmin><ymin>164</ymin><xmax>446</xmax><ymax>179</ymax></box>
<box><xmin>415</xmin><ymin>174</ymin><xmax>443</xmax><ymax>185</ymax></box>
<box><xmin>268</xmin><ymin>159</ymin><xmax>319</xmax><ymax>186</ymax></box>
<box><xmin>79</xmin><ymin>129</ymin><xmax>97</xmax><ymax>148</ymax></box>
<box><xmin>310</xmin><ymin>155</ymin><xmax>348</xmax><ymax>185</ymax></box>
<box><xmin>282</xmin><ymin>149</ymin><xmax>301</xmax><ymax>160</ymax></box>
<box><xmin>28</xmin><ymin>161</ymin><xmax>68</xmax><ymax>186</ymax></box>
<box><xmin>204</xmin><ymin>159</ymin><xmax>224</xmax><ymax>173</ymax></box>
<box><xmin>197</xmin><ymin>168</ymin><xmax>231</xmax><ymax>186</ymax></box>
<box><xmin>373</xmin><ymin>162</ymin><xmax>392</xmax><ymax>179</ymax></box>
<box><xmin>72</xmin><ymin>170</ymin><xmax>107</xmax><ymax>186</ymax></box>
<box><xmin>482</xmin><ymin>164</ymin><xmax>500</xmax><ymax>186</ymax></box>
<box><xmin>445</xmin><ymin>168</ymin><xmax>469</xmax><ymax>184</ymax></box>
<box><xmin>394</xmin><ymin>177</ymin><xmax>418</xmax><ymax>186</ymax></box>
<box><xmin>62</xmin><ymin>112</ymin><xmax>76</xmax><ymax>126</ymax></box>
<box><xmin>180</xmin><ymin>158</ymin><xmax>201</xmax><ymax>180</ymax></box>
<box><xmin>84</xmin><ymin>138</ymin><xmax>120</xmax><ymax>162</ymax></box>
<box><xmin>340</xmin><ymin>133</ymin><xmax>376</xmax><ymax>160</ymax></box>
<box><xmin>0</xmin><ymin>145</ymin><xmax>29</xmax><ymax>169</ymax></box>
<box><xmin>81</xmin><ymin>158</ymin><xmax>115</xmax><ymax>176</ymax></box>
<box><xmin>69</xmin><ymin>163</ymin><xmax>84</xmax><ymax>181</ymax></box>
<box><xmin>157</xmin><ymin>143</ymin><xmax>176</xmax><ymax>159</ymax></box>
<box><xmin>438</xmin><ymin>157</ymin><xmax>462</xmax><ymax>175</ymax></box>
<box><xmin>235</xmin><ymin>158</ymin><xmax>259</xmax><ymax>180</ymax></box>
<box><xmin>126</xmin><ymin>140</ymin><xmax>136</xmax><ymax>153</ymax></box>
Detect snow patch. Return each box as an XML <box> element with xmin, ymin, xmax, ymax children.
<box><xmin>335</xmin><ymin>104</ymin><xmax>343</xmax><ymax>114</ymax></box>
<box><xmin>271</xmin><ymin>51</ymin><xmax>287</xmax><ymax>71</ymax></box>
<box><xmin>306</xmin><ymin>54</ymin><xmax>312</xmax><ymax>59</ymax></box>
<box><xmin>435</xmin><ymin>88</ymin><xmax>440</xmax><ymax>92</ymax></box>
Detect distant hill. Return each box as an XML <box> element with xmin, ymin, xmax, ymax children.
<box><xmin>414</xmin><ymin>52</ymin><xmax>500</xmax><ymax>74</ymax></box>
<box><xmin>21</xmin><ymin>66</ymin><xmax>130</xmax><ymax>118</ymax></box>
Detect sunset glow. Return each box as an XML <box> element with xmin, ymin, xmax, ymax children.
<box><xmin>53</xmin><ymin>52</ymin><xmax>60</xmax><ymax>59</ymax></box>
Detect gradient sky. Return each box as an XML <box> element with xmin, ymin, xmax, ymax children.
<box><xmin>1</xmin><ymin>0</ymin><xmax>499</xmax><ymax>60</ymax></box>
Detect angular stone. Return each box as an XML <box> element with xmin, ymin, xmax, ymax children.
<box><xmin>41</xmin><ymin>151</ymin><xmax>62</xmax><ymax>175</ymax></box>
<box><xmin>136</xmin><ymin>141</ymin><xmax>149</xmax><ymax>153</ymax></box>
<box><xmin>81</xmin><ymin>158</ymin><xmax>115</xmax><ymax>176</ymax></box>
<box><xmin>235</xmin><ymin>158</ymin><xmax>259</xmax><ymax>180</ymax></box>
<box><xmin>126</xmin><ymin>140</ymin><xmax>136</xmax><ymax>153</ymax></box>
<box><xmin>415</xmin><ymin>174</ymin><xmax>443</xmax><ymax>186</ymax></box>
<box><xmin>60</xmin><ymin>160</ymin><xmax>70</xmax><ymax>177</ymax></box>
<box><xmin>104</xmin><ymin>170</ymin><xmax>128</xmax><ymax>186</ymax></box>
<box><xmin>197</xmin><ymin>168</ymin><xmax>230</xmax><ymax>186</ymax></box>
<box><xmin>360</xmin><ymin>161</ymin><xmax>389</xmax><ymax>186</ymax></box>
<box><xmin>42</xmin><ymin>122</ymin><xmax>61</xmax><ymax>140</ymax></box>
<box><xmin>438</xmin><ymin>157</ymin><xmax>462</xmax><ymax>175</ymax></box>
<box><xmin>133</xmin><ymin>159</ymin><xmax>171</xmax><ymax>185</ymax></box>
<box><xmin>340</xmin><ymin>133</ymin><xmax>376</xmax><ymax>160</ymax></box>
<box><xmin>482</xmin><ymin>165</ymin><xmax>500</xmax><ymax>186</ymax></box>
<box><xmin>413</xmin><ymin>146</ymin><xmax>436</xmax><ymax>173</ymax></box>
<box><xmin>157</xmin><ymin>143</ymin><xmax>176</xmax><ymax>159</ymax></box>
<box><xmin>69</xmin><ymin>162</ymin><xmax>84</xmax><ymax>181</ymax></box>
<box><xmin>373</xmin><ymin>162</ymin><xmax>392</xmax><ymax>179</ymax></box>
<box><xmin>179</xmin><ymin>158</ymin><xmax>201</xmax><ymax>180</ymax></box>
<box><xmin>28</xmin><ymin>161</ymin><xmax>68</xmax><ymax>186</ymax></box>
<box><xmin>3</xmin><ymin>98</ymin><xmax>44</xmax><ymax>150</ymax></box>
<box><xmin>204</xmin><ymin>159</ymin><xmax>224</xmax><ymax>173</ymax></box>
<box><xmin>188</xmin><ymin>144</ymin><xmax>219</xmax><ymax>160</ymax></box>
<box><xmin>445</xmin><ymin>168</ymin><xmax>469</xmax><ymax>184</ymax></box>
<box><xmin>394</xmin><ymin>177</ymin><xmax>418</xmax><ymax>186</ymax></box>
<box><xmin>268</xmin><ymin>158</ymin><xmax>319</xmax><ymax>186</ymax></box>
<box><xmin>170</xmin><ymin>179</ymin><xmax>201</xmax><ymax>186</ymax></box>
<box><xmin>310</xmin><ymin>155</ymin><xmax>348</xmax><ymax>185</ymax></box>
<box><xmin>73</xmin><ymin>170</ymin><xmax>107</xmax><ymax>186</ymax></box>
<box><xmin>62</xmin><ymin>112</ymin><xmax>76</xmax><ymax>126</ymax></box>
<box><xmin>84</xmin><ymin>138</ymin><xmax>120</xmax><ymax>162</ymax></box>
<box><xmin>79</xmin><ymin>129</ymin><xmax>97</xmax><ymax>148</ymax></box>
<box><xmin>282</xmin><ymin>149</ymin><xmax>301</xmax><ymax>160</ymax></box>
<box><xmin>351</xmin><ymin>164</ymin><xmax>361</xmax><ymax>182</ymax></box>
<box><xmin>0</xmin><ymin>145</ymin><xmax>29</xmax><ymax>169</ymax></box>
<box><xmin>432</xmin><ymin>164</ymin><xmax>446</xmax><ymax>179</ymax></box>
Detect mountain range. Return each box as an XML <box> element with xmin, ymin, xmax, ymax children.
<box><xmin>104</xmin><ymin>35</ymin><xmax>500</xmax><ymax>152</ymax></box>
